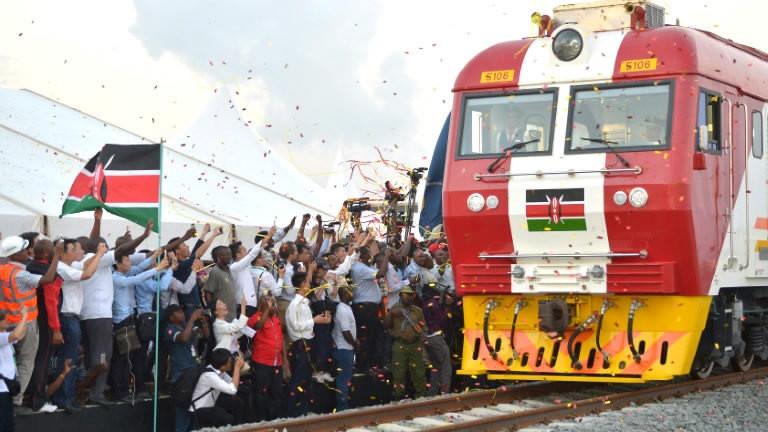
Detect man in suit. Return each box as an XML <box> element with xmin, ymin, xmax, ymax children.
<box><xmin>495</xmin><ymin>106</ymin><xmax>527</xmax><ymax>151</ymax></box>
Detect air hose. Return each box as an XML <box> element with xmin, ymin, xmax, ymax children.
<box><xmin>627</xmin><ymin>299</ymin><xmax>643</xmax><ymax>363</ymax></box>
<box><xmin>596</xmin><ymin>299</ymin><xmax>611</xmax><ymax>368</ymax></box>
<box><xmin>483</xmin><ymin>300</ymin><xmax>499</xmax><ymax>360</ymax></box>
<box><xmin>568</xmin><ymin>313</ymin><xmax>597</xmax><ymax>370</ymax></box>
<box><xmin>509</xmin><ymin>299</ymin><xmax>526</xmax><ymax>362</ymax></box>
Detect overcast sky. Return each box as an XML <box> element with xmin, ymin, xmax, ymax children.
<box><xmin>1</xmin><ymin>0</ymin><xmax>765</xmax><ymax>191</ymax></box>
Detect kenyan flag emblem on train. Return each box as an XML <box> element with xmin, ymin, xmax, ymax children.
<box><xmin>525</xmin><ymin>188</ymin><xmax>586</xmax><ymax>232</ymax></box>
<box><xmin>60</xmin><ymin>144</ymin><xmax>161</xmax><ymax>232</ymax></box>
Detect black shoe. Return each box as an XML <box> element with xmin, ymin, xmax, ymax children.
<box><xmin>134</xmin><ymin>391</ymin><xmax>151</xmax><ymax>400</ymax></box>
<box><xmin>88</xmin><ymin>398</ymin><xmax>113</xmax><ymax>409</ymax></box>
<box><xmin>63</xmin><ymin>403</ymin><xmax>82</xmax><ymax>415</ymax></box>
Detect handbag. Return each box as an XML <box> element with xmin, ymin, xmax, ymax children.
<box><xmin>115</xmin><ymin>324</ymin><xmax>141</xmax><ymax>355</ymax></box>
<box><xmin>0</xmin><ymin>373</ymin><xmax>21</xmax><ymax>396</ymax></box>
<box><xmin>137</xmin><ymin>312</ymin><xmax>157</xmax><ymax>342</ymax></box>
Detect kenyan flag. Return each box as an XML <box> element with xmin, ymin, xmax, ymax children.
<box><xmin>60</xmin><ymin>144</ymin><xmax>161</xmax><ymax>232</ymax></box>
<box><xmin>525</xmin><ymin>188</ymin><xmax>586</xmax><ymax>232</ymax></box>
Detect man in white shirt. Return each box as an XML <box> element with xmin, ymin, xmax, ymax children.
<box><xmin>53</xmin><ymin>239</ymin><xmax>105</xmax><ymax>412</ymax></box>
<box><xmin>249</xmin><ymin>252</ymin><xmax>282</xmax><ymax>308</ymax></box>
<box><xmin>190</xmin><ymin>348</ymin><xmax>245</xmax><ymax>427</ymax></box>
<box><xmin>331</xmin><ymin>286</ymin><xmax>357</xmax><ymax>411</ymax></box>
<box><xmin>229</xmin><ymin>229</ymin><xmax>274</xmax><ymax>317</ymax></box>
<box><xmin>284</xmin><ymin>262</ymin><xmax>331</xmax><ymax>417</ymax></box>
<box><xmin>80</xmin><ymin>210</ymin><xmax>153</xmax><ymax>405</ymax></box>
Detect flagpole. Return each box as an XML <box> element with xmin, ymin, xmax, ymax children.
<box><xmin>153</xmin><ymin>140</ymin><xmax>164</xmax><ymax>432</ymax></box>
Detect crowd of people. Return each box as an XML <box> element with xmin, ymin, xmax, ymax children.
<box><xmin>0</xmin><ymin>209</ymin><xmax>461</xmax><ymax>431</ymax></box>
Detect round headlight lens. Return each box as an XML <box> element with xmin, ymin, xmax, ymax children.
<box><xmin>629</xmin><ymin>187</ymin><xmax>649</xmax><ymax>208</ymax></box>
<box><xmin>512</xmin><ymin>265</ymin><xmax>526</xmax><ymax>279</ymax></box>
<box><xmin>589</xmin><ymin>265</ymin><xmax>605</xmax><ymax>279</ymax></box>
<box><xmin>613</xmin><ymin>190</ymin><xmax>628</xmax><ymax>206</ymax></box>
<box><xmin>552</xmin><ymin>28</ymin><xmax>583</xmax><ymax>62</ymax></box>
<box><xmin>467</xmin><ymin>193</ymin><xmax>485</xmax><ymax>212</ymax></box>
<box><xmin>486</xmin><ymin>195</ymin><xmax>500</xmax><ymax>209</ymax></box>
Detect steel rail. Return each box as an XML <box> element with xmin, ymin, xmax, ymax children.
<box><xmin>428</xmin><ymin>366</ymin><xmax>768</xmax><ymax>431</ymax></box>
<box><xmin>238</xmin><ymin>382</ymin><xmax>582</xmax><ymax>432</ymax></box>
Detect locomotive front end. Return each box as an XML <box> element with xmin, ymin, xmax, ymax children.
<box><xmin>444</xmin><ymin>1</ymin><xmax>722</xmax><ymax>383</ymax></box>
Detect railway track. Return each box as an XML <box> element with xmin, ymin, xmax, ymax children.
<box><xmin>234</xmin><ymin>366</ymin><xmax>768</xmax><ymax>432</ymax></box>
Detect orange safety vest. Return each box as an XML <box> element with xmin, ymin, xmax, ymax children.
<box><xmin>0</xmin><ymin>263</ymin><xmax>39</xmax><ymax>323</ymax></box>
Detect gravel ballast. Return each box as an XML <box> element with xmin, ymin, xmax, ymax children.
<box><xmin>521</xmin><ymin>378</ymin><xmax>768</xmax><ymax>432</ymax></box>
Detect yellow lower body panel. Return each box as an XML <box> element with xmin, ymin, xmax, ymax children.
<box><xmin>458</xmin><ymin>294</ymin><xmax>712</xmax><ymax>383</ymax></box>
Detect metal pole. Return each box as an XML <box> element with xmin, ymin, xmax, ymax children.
<box><xmin>153</xmin><ymin>142</ymin><xmax>164</xmax><ymax>432</ymax></box>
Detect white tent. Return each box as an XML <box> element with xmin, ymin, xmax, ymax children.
<box><xmin>0</xmin><ymin>88</ymin><xmax>337</xmax><ymax>250</ymax></box>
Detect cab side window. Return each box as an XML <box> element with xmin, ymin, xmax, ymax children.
<box><xmin>752</xmin><ymin>110</ymin><xmax>763</xmax><ymax>159</ymax></box>
<box><xmin>696</xmin><ymin>91</ymin><xmax>722</xmax><ymax>153</ymax></box>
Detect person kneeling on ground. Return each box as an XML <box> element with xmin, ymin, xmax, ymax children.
<box><xmin>190</xmin><ymin>348</ymin><xmax>245</xmax><ymax>427</ymax></box>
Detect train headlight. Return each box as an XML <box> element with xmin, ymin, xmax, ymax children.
<box><xmin>467</xmin><ymin>193</ymin><xmax>485</xmax><ymax>212</ymax></box>
<box><xmin>512</xmin><ymin>265</ymin><xmax>526</xmax><ymax>279</ymax></box>
<box><xmin>552</xmin><ymin>28</ymin><xmax>583</xmax><ymax>62</ymax></box>
<box><xmin>613</xmin><ymin>190</ymin><xmax>628</xmax><ymax>206</ymax></box>
<box><xmin>629</xmin><ymin>187</ymin><xmax>649</xmax><ymax>208</ymax></box>
<box><xmin>486</xmin><ymin>195</ymin><xmax>500</xmax><ymax>209</ymax></box>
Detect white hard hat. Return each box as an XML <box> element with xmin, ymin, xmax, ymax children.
<box><xmin>0</xmin><ymin>236</ymin><xmax>29</xmax><ymax>258</ymax></box>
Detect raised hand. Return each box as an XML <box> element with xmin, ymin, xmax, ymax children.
<box><xmin>156</xmin><ymin>255</ymin><xmax>170</xmax><ymax>270</ymax></box>
<box><xmin>190</xmin><ymin>309</ymin><xmax>204</xmax><ymax>321</ymax></box>
<box><xmin>94</xmin><ymin>207</ymin><xmax>103</xmax><ymax>221</ymax></box>
<box><xmin>144</xmin><ymin>219</ymin><xmax>154</xmax><ymax>236</ymax></box>
<box><xmin>54</xmin><ymin>240</ymin><xmax>64</xmax><ymax>257</ymax></box>
<box><xmin>184</xmin><ymin>226</ymin><xmax>197</xmax><ymax>239</ymax></box>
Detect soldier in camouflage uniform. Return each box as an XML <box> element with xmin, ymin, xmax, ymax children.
<box><xmin>383</xmin><ymin>285</ymin><xmax>426</xmax><ymax>399</ymax></box>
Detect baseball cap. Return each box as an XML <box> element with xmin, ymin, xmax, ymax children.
<box><xmin>0</xmin><ymin>236</ymin><xmax>29</xmax><ymax>258</ymax></box>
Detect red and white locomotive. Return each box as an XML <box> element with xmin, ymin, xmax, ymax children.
<box><xmin>443</xmin><ymin>0</ymin><xmax>768</xmax><ymax>382</ymax></box>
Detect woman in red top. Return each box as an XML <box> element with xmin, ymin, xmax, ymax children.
<box><xmin>246</xmin><ymin>294</ymin><xmax>284</xmax><ymax>420</ymax></box>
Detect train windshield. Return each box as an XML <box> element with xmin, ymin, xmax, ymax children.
<box><xmin>459</xmin><ymin>91</ymin><xmax>556</xmax><ymax>157</ymax></box>
<box><xmin>567</xmin><ymin>83</ymin><xmax>672</xmax><ymax>152</ymax></box>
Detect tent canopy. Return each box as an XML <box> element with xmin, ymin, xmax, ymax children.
<box><xmin>0</xmin><ymin>88</ymin><xmax>338</xmax><ymax>249</ymax></box>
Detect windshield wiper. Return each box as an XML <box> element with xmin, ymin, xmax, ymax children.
<box><xmin>487</xmin><ymin>139</ymin><xmax>540</xmax><ymax>173</ymax></box>
<box><xmin>579</xmin><ymin>138</ymin><xmax>631</xmax><ymax>168</ymax></box>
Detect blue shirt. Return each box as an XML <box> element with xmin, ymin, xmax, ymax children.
<box><xmin>350</xmin><ymin>261</ymin><xmax>381</xmax><ymax>304</ymax></box>
<box><xmin>112</xmin><ymin>268</ymin><xmax>157</xmax><ymax>323</ymax></box>
<box><xmin>135</xmin><ymin>270</ymin><xmax>173</xmax><ymax>315</ymax></box>
<box><xmin>167</xmin><ymin>323</ymin><xmax>198</xmax><ymax>382</ymax></box>
<box><xmin>404</xmin><ymin>261</ymin><xmax>438</xmax><ymax>298</ymax></box>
